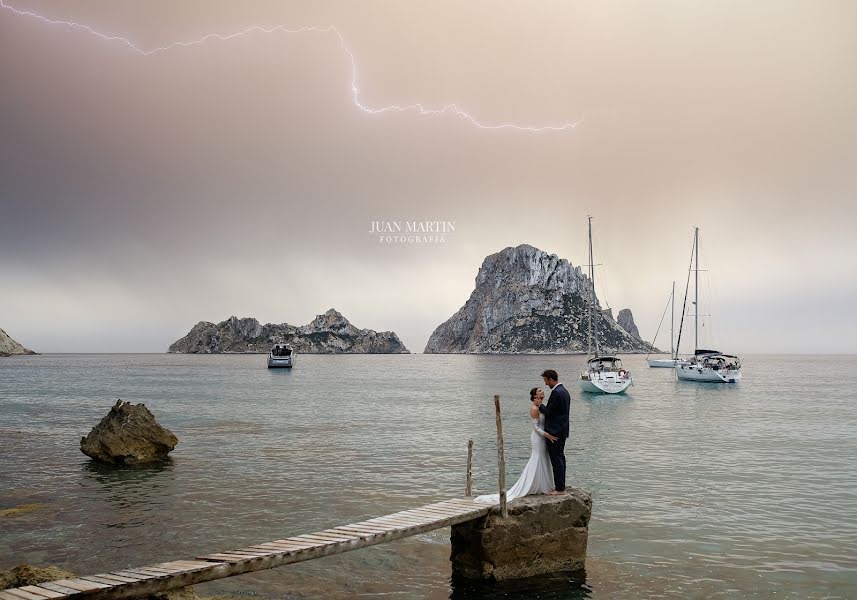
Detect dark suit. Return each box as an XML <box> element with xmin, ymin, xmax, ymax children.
<box><xmin>539</xmin><ymin>383</ymin><xmax>570</xmax><ymax>491</ymax></box>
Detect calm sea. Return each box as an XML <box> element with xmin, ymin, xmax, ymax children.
<box><xmin>1</xmin><ymin>354</ymin><xmax>855</xmax><ymax>599</ymax></box>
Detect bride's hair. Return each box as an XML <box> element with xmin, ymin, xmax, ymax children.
<box><xmin>530</xmin><ymin>387</ymin><xmax>539</xmax><ymax>402</ymax></box>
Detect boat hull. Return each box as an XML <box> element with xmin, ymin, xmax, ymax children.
<box><xmin>267</xmin><ymin>357</ymin><xmax>294</xmax><ymax>369</ymax></box>
<box><xmin>675</xmin><ymin>363</ymin><xmax>741</xmax><ymax>383</ymax></box>
<box><xmin>579</xmin><ymin>374</ymin><xmax>632</xmax><ymax>394</ymax></box>
<box><xmin>648</xmin><ymin>358</ymin><xmax>680</xmax><ymax>368</ymax></box>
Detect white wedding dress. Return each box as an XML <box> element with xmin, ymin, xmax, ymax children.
<box><xmin>475</xmin><ymin>409</ymin><xmax>555</xmax><ymax>504</ymax></box>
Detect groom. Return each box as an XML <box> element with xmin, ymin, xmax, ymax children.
<box><xmin>539</xmin><ymin>369</ymin><xmax>570</xmax><ymax>495</ymax></box>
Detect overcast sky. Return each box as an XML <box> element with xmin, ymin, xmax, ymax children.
<box><xmin>2</xmin><ymin>1</ymin><xmax>856</xmax><ymax>353</ymax></box>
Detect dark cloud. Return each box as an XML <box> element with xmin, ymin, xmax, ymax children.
<box><xmin>1</xmin><ymin>1</ymin><xmax>856</xmax><ymax>352</ymax></box>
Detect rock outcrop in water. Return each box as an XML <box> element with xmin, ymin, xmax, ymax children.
<box><xmin>617</xmin><ymin>308</ymin><xmax>641</xmax><ymax>339</ymax></box>
<box><xmin>80</xmin><ymin>400</ymin><xmax>178</xmax><ymax>465</ymax></box>
<box><xmin>0</xmin><ymin>327</ymin><xmax>36</xmax><ymax>357</ymax></box>
<box><xmin>424</xmin><ymin>245</ymin><xmax>650</xmax><ymax>354</ymax></box>
<box><xmin>168</xmin><ymin>309</ymin><xmax>409</xmax><ymax>354</ymax></box>
<box><xmin>450</xmin><ymin>490</ymin><xmax>592</xmax><ymax>580</ymax></box>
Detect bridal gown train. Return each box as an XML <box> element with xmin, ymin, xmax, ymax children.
<box><xmin>475</xmin><ymin>411</ymin><xmax>555</xmax><ymax>504</ymax></box>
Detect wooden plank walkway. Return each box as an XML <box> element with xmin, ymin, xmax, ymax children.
<box><xmin>1</xmin><ymin>498</ymin><xmax>489</xmax><ymax>600</ymax></box>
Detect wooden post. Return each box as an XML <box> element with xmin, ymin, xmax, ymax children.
<box><xmin>465</xmin><ymin>439</ymin><xmax>473</xmax><ymax>497</ymax></box>
<box><xmin>493</xmin><ymin>395</ymin><xmax>508</xmax><ymax>517</ymax></box>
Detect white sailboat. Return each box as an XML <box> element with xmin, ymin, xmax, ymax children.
<box><xmin>579</xmin><ymin>217</ymin><xmax>633</xmax><ymax>394</ymax></box>
<box><xmin>647</xmin><ymin>281</ymin><xmax>682</xmax><ymax>368</ymax></box>
<box><xmin>674</xmin><ymin>227</ymin><xmax>742</xmax><ymax>383</ymax></box>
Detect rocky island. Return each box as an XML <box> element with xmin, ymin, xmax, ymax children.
<box><xmin>0</xmin><ymin>327</ymin><xmax>36</xmax><ymax>357</ymax></box>
<box><xmin>425</xmin><ymin>244</ymin><xmax>652</xmax><ymax>354</ymax></box>
<box><xmin>169</xmin><ymin>308</ymin><xmax>409</xmax><ymax>354</ymax></box>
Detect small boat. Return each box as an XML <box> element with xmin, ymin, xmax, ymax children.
<box><xmin>579</xmin><ymin>217</ymin><xmax>632</xmax><ymax>394</ymax></box>
<box><xmin>674</xmin><ymin>227</ymin><xmax>742</xmax><ymax>383</ymax></box>
<box><xmin>581</xmin><ymin>356</ymin><xmax>633</xmax><ymax>394</ymax></box>
<box><xmin>647</xmin><ymin>281</ymin><xmax>681</xmax><ymax>368</ymax></box>
<box><xmin>267</xmin><ymin>344</ymin><xmax>295</xmax><ymax>368</ymax></box>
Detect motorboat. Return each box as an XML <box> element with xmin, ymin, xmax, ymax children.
<box><xmin>267</xmin><ymin>344</ymin><xmax>294</xmax><ymax>368</ymax></box>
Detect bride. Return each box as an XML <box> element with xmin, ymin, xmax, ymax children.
<box><xmin>476</xmin><ymin>387</ymin><xmax>556</xmax><ymax>504</ymax></box>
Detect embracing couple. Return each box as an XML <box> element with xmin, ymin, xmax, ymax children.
<box><xmin>476</xmin><ymin>369</ymin><xmax>570</xmax><ymax>504</ymax></box>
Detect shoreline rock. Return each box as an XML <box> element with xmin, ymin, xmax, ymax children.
<box><xmin>1</xmin><ymin>568</ymin><xmax>226</xmax><ymax>600</ymax></box>
<box><xmin>0</xmin><ymin>564</ymin><xmax>77</xmax><ymax>591</ymax></box>
<box><xmin>168</xmin><ymin>309</ymin><xmax>409</xmax><ymax>354</ymax></box>
<box><xmin>80</xmin><ymin>400</ymin><xmax>178</xmax><ymax>465</ymax></box>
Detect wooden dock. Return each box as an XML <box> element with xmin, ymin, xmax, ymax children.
<box><xmin>1</xmin><ymin>497</ymin><xmax>490</xmax><ymax>600</ymax></box>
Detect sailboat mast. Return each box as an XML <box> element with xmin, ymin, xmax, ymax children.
<box><xmin>586</xmin><ymin>217</ymin><xmax>592</xmax><ymax>354</ymax></box>
<box><xmin>675</xmin><ymin>229</ymin><xmax>695</xmax><ymax>358</ymax></box>
<box><xmin>587</xmin><ymin>216</ymin><xmax>595</xmax><ymax>356</ymax></box>
<box><xmin>694</xmin><ymin>227</ymin><xmax>699</xmax><ymax>353</ymax></box>
<box><xmin>670</xmin><ymin>280</ymin><xmax>675</xmax><ymax>359</ymax></box>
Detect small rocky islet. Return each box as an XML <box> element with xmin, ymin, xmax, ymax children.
<box><xmin>80</xmin><ymin>399</ymin><xmax>178</xmax><ymax>465</ymax></box>
<box><xmin>0</xmin><ymin>327</ymin><xmax>36</xmax><ymax>357</ymax></box>
<box><xmin>168</xmin><ymin>308</ymin><xmax>409</xmax><ymax>354</ymax></box>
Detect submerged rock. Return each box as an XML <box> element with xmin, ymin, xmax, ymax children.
<box><xmin>425</xmin><ymin>245</ymin><xmax>650</xmax><ymax>353</ymax></box>
<box><xmin>450</xmin><ymin>489</ymin><xmax>592</xmax><ymax>581</ymax></box>
<box><xmin>0</xmin><ymin>503</ymin><xmax>41</xmax><ymax>518</ymax></box>
<box><xmin>80</xmin><ymin>400</ymin><xmax>178</xmax><ymax>465</ymax></box>
<box><xmin>0</xmin><ymin>564</ymin><xmax>76</xmax><ymax>590</ymax></box>
<box><xmin>168</xmin><ymin>308</ymin><xmax>409</xmax><ymax>354</ymax></box>
<box><xmin>0</xmin><ymin>327</ymin><xmax>36</xmax><ymax>357</ymax></box>
<box><xmin>143</xmin><ymin>586</ymin><xmax>203</xmax><ymax>600</ymax></box>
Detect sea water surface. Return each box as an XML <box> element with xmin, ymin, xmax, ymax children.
<box><xmin>1</xmin><ymin>354</ymin><xmax>855</xmax><ymax>599</ymax></box>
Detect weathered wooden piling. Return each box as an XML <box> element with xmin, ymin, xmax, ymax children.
<box><xmin>465</xmin><ymin>439</ymin><xmax>473</xmax><ymax>497</ymax></box>
<box><xmin>493</xmin><ymin>395</ymin><xmax>508</xmax><ymax>518</ymax></box>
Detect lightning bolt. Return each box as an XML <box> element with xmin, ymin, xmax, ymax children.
<box><xmin>0</xmin><ymin>0</ymin><xmax>583</xmax><ymax>133</ymax></box>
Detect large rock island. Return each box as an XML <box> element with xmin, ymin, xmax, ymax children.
<box><xmin>0</xmin><ymin>327</ymin><xmax>36</xmax><ymax>357</ymax></box>
<box><xmin>169</xmin><ymin>309</ymin><xmax>409</xmax><ymax>354</ymax></box>
<box><xmin>425</xmin><ymin>244</ymin><xmax>651</xmax><ymax>354</ymax></box>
